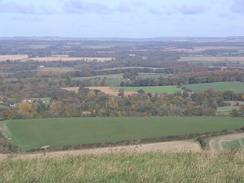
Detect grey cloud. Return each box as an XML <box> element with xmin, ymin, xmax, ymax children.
<box><xmin>64</xmin><ymin>0</ymin><xmax>112</xmax><ymax>14</ymax></box>
<box><xmin>231</xmin><ymin>0</ymin><xmax>244</xmax><ymax>13</ymax></box>
<box><xmin>179</xmin><ymin>3</ymin><xmax>207</xmax><ymax>15</ymax></box>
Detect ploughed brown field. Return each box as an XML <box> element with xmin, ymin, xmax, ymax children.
<box><xmin>0</xmin><ymin>55</ymin><xmax>29</xmax><ymax>61</ymax></box>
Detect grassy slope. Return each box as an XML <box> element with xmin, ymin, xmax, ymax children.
<box><xmin>1</xmin><ymin>152</ymin><xmax>244</xmax><ymax>182</ymax></box>
<box><xmin>119</xmin><ymin>86</ymin><xmax>182</xmax><ymax>94</ymax></box>
<box><xmin>183</xmin><ymin>82</ymin><xmax>244</xmax><ymax>93</ymax></box>
<box><xmin>4</xmin><ymin>117</ymin><xmax>244</xmax><ymax>151</ymax></box>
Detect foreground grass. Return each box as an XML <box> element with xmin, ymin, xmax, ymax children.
<box><xmin>4</xmin><ymin>117</ymin><xmax>244</xmax><ymax>151</ymax></box>
<box><xmin>1</xmin><ymin>152</ymin><xmax>244</xmax><ymax>182</ymax></box>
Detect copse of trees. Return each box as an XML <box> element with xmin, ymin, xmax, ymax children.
<box><xmin>1</xmin><ymin>79</ymin><xmax>244</xmax><ymax>120</ymax></box>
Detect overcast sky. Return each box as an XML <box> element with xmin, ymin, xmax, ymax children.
<box><xmin>0</xmin><ymin>0</ymin><xmax>244</xmax><ymax>38</ymax></box>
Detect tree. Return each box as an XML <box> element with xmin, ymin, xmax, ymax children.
<box><xmin>137</xmin><ymin>89</ymin><xmax>145</xmax><ymax>94</ymax></box>
<box><xmin>78</xmin><ymin>87</ymin><xmax>90</xmax><ymax>95</ymax></box>
<box><xmin>230</xmin><ymin>109</ymin><xmax>238</xmax><ymax>117</ymax></box>
<box><xmin>19</xmin><ymin>102</ymin><xmax>32</xmax><ymax>114</ymax></box>
<box><xmin>3</xmin><ymin>110</ymin><xmax>14</xmax><ymax>120</ymax></box>
<box><xmin>118</xmin><ymin>89</ymin><xmax>125</xmax><ymax>97</ymax></box>
<box><xmin>239</xmin><ymin>106</ymin><xmax>244</xmax><ymax>116</ymax></box>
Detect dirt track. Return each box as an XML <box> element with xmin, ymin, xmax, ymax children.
<box><xmin>209</xmin><ymin>133</ymin><xmax>244</xmax><ymax>151</ymax></box>
<box><xmin>0</xmin><ymin>141</ymin><xmax>201</xmax><ymax>161</ymax></box>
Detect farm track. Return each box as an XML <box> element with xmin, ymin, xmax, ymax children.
<box><xmin>238</xmin><ymin>138</ymin><xmax>244</xmax><ymax>150</ymax></box>
<box><xmin>209</xmin><ymin>133</ymin><xmax>244</xmax><ymax>151</ymax></box>
<box><xmin>0</xmin><ymin>141</ymin><xmax>201</xmax><ymax>161</ymax></box>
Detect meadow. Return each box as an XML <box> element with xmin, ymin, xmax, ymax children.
<box><xmin>22</xmin><ymin>56</ymin><xmax>113</xmax><ymax>62</ymax></box>
<box><xmin>0</xmin><ymin>104</ymin><xmax>9</xmax><ymax>110</ymax></box>
<box><xmin>178</xmin><ymin>56</ymin><xmax>244</xmax><ymax>63</ymax></box>
<box><xmin>209</xmin><ymin>133</ymin><xmax>244</xmax><ymax>151</ymax></box>
<box><xmin>3</xmin><ymin>117</ymin><xmax>244</xmax><ymax>151</ymax></box>
<box><xmin>1</xmin><ymin>152</ymin><xmax>244</xmax><ymax>182</ymax></box>
<box><xmin>37</xmin><ymin>67</ymin><xmax>74</xmax><ymax>72</ymax></box>
<box><xmin>120</xmin><ymin>86</ymin><xmax>183</xmax><ymax>94</ymax></box>
<box><xmin>216</xmin><ymin>106</ymin><xmax>240</xmax><ymax>115</ymax></box>
<box><xmin>73</xmin><ymin>73</ymin><xmax>167</xmax><ymax>86</ymax></box>
<box><xmin>31</xmin><ymin>98</ymin><xmax>51</xmax><ymax>106</ymax></box>
<box><xmin>183</xmin><ymin>82</ymin><xmax>244</xmax><ymax>93</ymax></box>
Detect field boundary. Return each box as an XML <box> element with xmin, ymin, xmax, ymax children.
<box><xmin>0</xmin><ymin>121</ymin><xmax>12</xmax><ymax>140</ymax></box>
<box><xmin>209</xmin><ymin>133</ymin><xmax>244</xmax><ymax>151</ymax></box>
<box><xmin>0</xmin><ymin>141</ymin><xmax>201</xmax><ymax>161</ymax></box>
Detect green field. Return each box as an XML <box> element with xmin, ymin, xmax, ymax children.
<box><xmin>31</xmin><ymin>98</ymin><xmax>51</xmax><ymax>106</ymax></box>
<box><xmin>183</xmin><ymin>82</ymin><xmax>244</xmax><ymax>93</ymax></box>
<box><xmin>0</xmin><ymin>104</ymin><xmax>9</xmax><ymax>110</ymax></box>
<box><xmin>209</xmin><ymin>134</ymin><xmax>244</xmax><ymax>151</ymax></box>
<box><xmin>37</xmin><ymin>67</ymin><xmax>74</xmax><ymax>72</ymax></box>
<box><xmin>216</xmin><ymin>106</ymin><xmax>240</xmax><ymax>115</ymax></box>
<box><xmin>2</xmin><ymin>117</ymin><xmax>244</xmax><ymax>151</ymax></box>
<box><xmin>120</xmin><ymin>86</ymin><xmax>182</xmax><ymax>94</ymax></box>
<box><xmin>178</xmin><ymin>56</ymin><xmax>244</xmax><ymax>63</ymax></box>
<box><xmin>73</xmin><ymin>73</ymin><xmax>167</xmax><ymax>86</ymax></box>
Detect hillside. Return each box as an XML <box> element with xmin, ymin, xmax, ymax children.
<box><xmin>0</xmin><ymin>152</ymin><xmax>243</xmax><ymax>182</ymax></box>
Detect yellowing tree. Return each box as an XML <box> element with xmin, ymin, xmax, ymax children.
<box><xmin>19</xmin><ymin>102</ymin><xmax>32</xmax><ymax>114</ymax></box>
<box><xmin>4</xmin><ymin>110</ymin><xmax>14</xmax><ymax>120</ymax></box>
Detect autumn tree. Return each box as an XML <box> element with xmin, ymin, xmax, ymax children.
<box><xmin>19</xmin><ymin>102</ymin><xmax>32</xmax><ymax>115</ymax></box>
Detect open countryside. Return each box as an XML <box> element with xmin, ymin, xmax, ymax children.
<box><xmin>2</xmin><ymin>117</ymin><xmax>244</xmax><ymax>151</ymax></box>
<box><xmin>178</xmin><ymin>56</ymin><xmax>244</xmax><ymax>63</ymax></box>
<box><xmin>183</xmin><ymin>82</ymin><xmax>244</xmax><ymax>93</ymax></box>
<box><xmin>119</xmin><ymin>86</ymin><xmax>183</xmax><ymax>94</ymax></box>
<box><xmin>22</xmin><ymin>56</ymin><xmax>114</xmax><ymax>62</ymax></box>
<box><xmin>209</xmin><ymin>133</ymin><xmax>244</xmax><ymax>151</ymax></box>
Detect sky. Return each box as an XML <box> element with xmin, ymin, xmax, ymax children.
<box><xmin>0</xmin><ymin>0</ymin><xmax>244</xmax><ymax>38</ymax></box>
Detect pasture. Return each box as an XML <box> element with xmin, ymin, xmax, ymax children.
<box><xmin>120</xmin><ymin>86</ymin><xmax>183</xmax><ymax>94</ymax></box>
<box><xmin>37</xmin><ymin>67</ymin><xmax>74</xmax><ymax>72</ymax></box>
<box><xmin>216</xmin><ymin>106</ymin><xmax>240</xmax><ymax>116</ymax></box>
<box><xmin>0</xmin><ymin>104</ymin><xmax>9</xmax><ymax>110</ymax></box>
<box><xmin>209</xmin><ymin>133</ymin><xmax>244</xmax><ymax>151</ymax></box>
<box><xmin>178</xmin><ymin>56</ymin><xmax>244</xmax><ymax>62</ymax></box>
<box><xmin>72</xmin><ymin>73</ymin><xmax>167</xmax><ymax>86</ymax></box>
<box><xmin>165</xmin><ymin>46</ymin><xmax>244</xmax><ymax>53</ymax></box>
<box><xmin>183</xmin><ymin>82</ymin><xmax>244</xmax><ymax>93</ymax></box>
<box><xmin>31</xmin><ymin>98</ymin><xmax>51</xmax><ymax>106</ymax></box>
<box><xmin>2</xmin><ymin>117</ymin><xmax>244</xmax><ymax>151</ymax></box>
<box><xmin>22</xmin><ymin>56</ymin><xmax>113</xmax><ymax>62</ymax></box>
